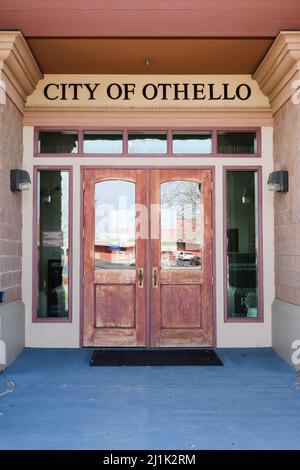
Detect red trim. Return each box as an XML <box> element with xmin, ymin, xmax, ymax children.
<box><xmin>223</xmin><ymin>166</ymin><xmax>264</xmax><ymax>323</ymax></box>
<box><xmin>32</xmin><ymin>166</ymin><xmax>73</xmax><ymax>324</ymax></box>
<box><xmin>79</xmin><ymin>165</ymin><xmax>217</xmax><ymax>348</ymax></box>
<box><xmin>34</xmin><ymin>127</ymin><xmax>261</xmax><ymax>158</ymax></box>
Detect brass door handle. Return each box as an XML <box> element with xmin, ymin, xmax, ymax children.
<box><xmin>152</xmin><ymin>267</ymin><xmax>158</xmax><ymax>288</ymax></box>
<box><xmin>137</xmin><ymin>268</ymin><xmax>143</xmax><ymax>288</ymax></box>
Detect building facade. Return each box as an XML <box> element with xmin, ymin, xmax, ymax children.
<box><xmin>0</xmin><ymin>2</ymin><xmax>300</xmax><ymax>367</ymax></box>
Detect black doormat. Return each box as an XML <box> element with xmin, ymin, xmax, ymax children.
<box><xmin>90</xmin><ymin>348</ymin><xmax>223</xmax><ymax>366</ymax></box>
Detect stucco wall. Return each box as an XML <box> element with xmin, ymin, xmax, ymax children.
<box><xmin>0</xmin><ymin>97</ymin><xmax>23</xmax><ymax>304</ymax></box>
<box><xmin>273</xmin><ymin>99</ymin><xmax>300</xmax><ymax>305</ymax></box>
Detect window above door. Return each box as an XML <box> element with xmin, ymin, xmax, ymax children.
<box><xmin>35</xmin><ymin>128</ymin><xmax>261</xmax><ymax>157</ymax></box>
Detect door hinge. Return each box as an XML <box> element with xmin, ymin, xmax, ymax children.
<box><xmin>82</xmin><ymin>274</ymin><xmax>85</xmax><ymax>285</ymax></box>
<box><xmin>211</xmin><ymin>229</ymin><xmax>214</xmax><ymax>239</ymax></box>
<box><xmin>211</xmin><ymin>181</ymin><xmax>213</xmax><ymax>191</ymax></box>
<box><xmin>82</xmin><ymin>180</ymin><xmax>85</xmax><ymax>191</ymax></box>
<box><xmin>211</xmin><ymin>276</ymin><xmax>214</xmax><ymax>286</ymax></box>
<box><xmin>82</xmin><ymin>228</ymin><xmax>85</xmax><ymax>239</ymax></box>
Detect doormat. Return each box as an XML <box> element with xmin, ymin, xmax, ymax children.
<box><xmin>90</xmin><ymin>348</ymin><xmax>223</xmax><ymax>366</ymax></box>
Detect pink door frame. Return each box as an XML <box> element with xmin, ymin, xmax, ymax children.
<box><xmin>79</xmin><ymin>165</ymin><xmax>217</xmax><ymax>348</ymax></box>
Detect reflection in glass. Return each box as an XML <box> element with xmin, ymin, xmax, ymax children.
<box><xmin>160</xmin><ymin>181</ymin><xmax>203</xmax><ymax>269</ymax></box>
<box><xmin>94</xmin><ymin>181</ymin><xmax>136</xmax><ymax>269</ymax></box>
<box><xmin>38</xmin><ymin>131</ymin><xmax>78</xmax><ymax>153</ymax></box>
<box><xmin>172</xmin><ymin>131</ymin><xmax>212</xmax><ymax>154</ymax></box>
<box><xmin>128</xmin><ymin>131</ymin><xmax>167</xmax><ymax>154</ymax></box>
<box><xmin>83</xmin><ymin>131</ymin><xmax>123</xmax><ymax>153</ymax></box>
<box><xmin>217</xmin><ymin>132</ymin><xmax>257</xmax><ymax>154</ymax></box>
<box><xmin>37</xmin><ymin>171</ymin><xmax>69</xmax><ymax>318</ymax></box>
<box><xmin>226</xmin><ymin>171</ymin><xmax>258</xmax><ymax>318</ymax></box>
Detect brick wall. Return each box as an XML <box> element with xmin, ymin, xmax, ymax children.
<box><xmin>0</xmin><ymin>96</ymin><xmax>23</xmax><ymax>303</ymax></box>
<box><xmin>274</xmin><ymin>98</ymin><xmax>300</xmax><ymax>306</ymax></box>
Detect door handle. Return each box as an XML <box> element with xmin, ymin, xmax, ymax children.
<box><xmin>152</xmin><ymin>267</ymin><xmax>158</xmax><ymax>288</ymax></box>
<box><xmin>137</xmin><ymin>268</ymin><xmax>144</xmax><ymax>288</ymax></box>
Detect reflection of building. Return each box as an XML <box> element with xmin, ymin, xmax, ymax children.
<box><xmin>95</xmin><ymin>243</ymin><xmax>135</xmax><ymax>265</ymax></box>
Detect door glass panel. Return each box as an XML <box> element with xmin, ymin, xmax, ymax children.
<box><xmin>172</xmin><ymin>131</ymin><xmax>212</xmax><ymax>154</ymax></box>
<box><xmin>83</xmin><ymin>131</ymin><xmax>123</xmax><ymax>153</ymax></box>
<box><xmin>226</xmin><ymin>170</ymin><xmax>259</xmax><ymax>318</ymax></box>
<box><xmin>160</xmin><ymin>181</ymin><xmax>203</xmax><ymax>269</ymax></box>
<box><xmin>37</xmin><ymin>170</ymin><xmax>69</xmax><ymax>318</ymax></box>
<box><xmin>94</xmin><ymin>180</ymin><xmax>136</xmax><ymax>269</ymax></box>
<box><xmin>128</xmin><ymin>131</ymin><xmax>167</xmax><ymax>154</ymax></box>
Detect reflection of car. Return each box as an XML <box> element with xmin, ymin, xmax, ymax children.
<box><xmin>178</xmin><ymin>252</ymin><xmax>194</xmax><ymax>261</ymax></box>
<box><xmin>190</xmin><ymin>256</ymin><xmax>201</xmax><ymax>266</ymax></box>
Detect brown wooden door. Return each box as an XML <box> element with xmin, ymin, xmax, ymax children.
<box><xmin>83</xmin><ymin>169</ymin><xmax>147</xmax><ymax>347</ymax></box>
<box><xmin>83</xmin><ymin>168</ymin><xmax>213</xmax><ymax>348</ymax></box>
<box><xmin>149</xmin><ymin>169</ymin><xmax>213</xmax><ymax>347</ymax></box>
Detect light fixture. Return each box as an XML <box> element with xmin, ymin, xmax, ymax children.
<box><xmin>267</xmin><ymin>170</ymin><xmax>288</xmax><ymax>192</ymax></box>
<box><xmin>145</xmin><ymin>58</ymin><xmax>152</xmax><ymax>67</ymax></box>
<box><xmin>10</xmin><ymin>169</ymin><xmax>31</xmax><ymax>191</ymax></box>
<box><xmin>242</xmin><ymin>186</ymin><xmax>254</xmax><ymax>204</ymax></box>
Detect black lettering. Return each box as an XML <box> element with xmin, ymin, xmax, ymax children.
<box><xmin>142</xmin><ymin>83</ymin><xmax>158</xmax><ymax>100</ymax></box>
<box><xmin>84</xmin><ymin>83</ymin><xmax>100</xmax><ymax>100</ymax></box>
<box><xmin>236</xmin><ymin>83</ymin><xmax>251</xmax><ymax>100</ymax></box>
<box><xmin>157</xmin><ymin>83</ymin><xmax>172</xmax><ymax>100</ymax></box>
<box><xmin>208</xmin><ymin>83</ymin><xmax>221</xmax><ymax>100</ymax></box>
<box><xmin>68</xmin><ymin>83</ymin><xmax>83</xmax><ymax>100</ymax></box>
<box><xmin>222</xmin><ymin>83</ymin><xmax>236</xmax><ymax>100</ymax></box>
<box><xmin>173</xmin><ymin>83</ymin><xmax>189</xmax><ymax>100</ymax></box>
<box><xmin>44</xmin><ymin>83</ymin><xmax>59</xmax><ymax>100</ymax></box>
<box><xmin>193</xmin><ymin>83</ymin><xmax>206</xmax><ymax>100</ymax></box>
<box><xmin>60</xmin><ymin>83</ymin><xmax>68</xmax><ymax>100</ymax></box>
<box><xmin>123</xmin><ymin>83</ymin><xmax>136</xmax><ymax>100</ymax></box>
<box><xmin>107</xmin><ymin>83</ymin><xmax>122</xmax><ymax>100</ymax></box>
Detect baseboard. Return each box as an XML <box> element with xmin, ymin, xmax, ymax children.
<box><xmin>272</xmin><ymin>298</ymin><xmax>300</xmax><ymax>371</ymax></box>
<box><xmin>0</xmin><ymin>300</ymin><xmax>25</xmax><ymax>370</ymax></box>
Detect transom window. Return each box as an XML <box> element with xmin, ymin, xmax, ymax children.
<box><xmin>36</xmin><ymin>129</ymin><xmax>259</xmax><ymax>156</ymax></box>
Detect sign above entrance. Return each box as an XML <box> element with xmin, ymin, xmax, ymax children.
<box><xmin>26</xmin><ymin>75</ymin><xmax>270</xmax><ymax>109</ymax></box>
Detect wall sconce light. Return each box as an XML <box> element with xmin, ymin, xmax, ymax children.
<box><xmin>267</xmin><ymin>170</ymin><xmax>288</xmax><ymax>192</ymax></box>
<box><xmin>10</xmin><ymin>169</ymin><xmax>31</xmax><ymax>191</ymax></box>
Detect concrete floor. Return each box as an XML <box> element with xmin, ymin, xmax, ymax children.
<box><xmin>0</xmin><ymin>348</ymin><xmax>300</xmax><ymax>450</ymax></box>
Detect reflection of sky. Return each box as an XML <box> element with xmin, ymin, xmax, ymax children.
<box><xmin>161</xmin><ymin>180</ymin><xmax>203</xmax><ymax>244</ymax></box>
<box><xmin>172</xmin><ymin>136</ymin><xmax>212</xmax><ymax>154</ymax></box>
<box><xmin>95</xmin><ymin>181</ymin><xmax>135</xmax><ymax>238</ymax></box>
<box><xmin>128</xmin><ymin>136</ymin><xmax>167</xmax><ymax>154</ymax></box>
<box><xmin>84</xmin><ymin>136</ymin><xmax>122</xmax><ymax>154</ymax></box>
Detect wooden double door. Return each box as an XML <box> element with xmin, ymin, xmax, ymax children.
<box><xmin>83</xmin><ymin>168</ymin><xmax>213</xmax><ymax>347</ymax></box>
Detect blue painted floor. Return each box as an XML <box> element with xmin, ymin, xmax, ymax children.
<box><xmin>0</xmin><ymin>348</ymin><xmax>300</xmax><ymax>450</ymax></box>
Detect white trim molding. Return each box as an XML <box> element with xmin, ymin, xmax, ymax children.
<box><xmin>0</xmin><ymin>31</ymin><xmax>42</xmax><ymax>113</ymax></box>
<box><xmin>254</xmin><ymin>31</ymin><xmax>300</xmax><ymax>115</ymax></box>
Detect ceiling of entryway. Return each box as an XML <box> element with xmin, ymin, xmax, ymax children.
<box><xmin>27</xmin><ymin>38</ymin><xmax>273</xmax><ymax>75</ymax></box>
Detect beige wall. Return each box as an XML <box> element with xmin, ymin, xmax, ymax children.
<box><xmin>273</xmin><ymin>99</ymin><xmax>300</xmax><ymax>305</ymax></box>
<box><xmin>0</xmin><ymin>97</ymin><xmax>23</xmax><ymax>303</ymax></box>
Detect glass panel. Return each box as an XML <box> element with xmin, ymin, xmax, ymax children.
<box><xmin>217</xmin><ymin>132</ymin><xmax>257</xmax><ymax>154</ymax></box>
<box><xmin>160</xmin><ymin>181</ymin><xmax>203</xmax><ymax>269</ymax></box>
<box><xmin>226</xmin><ymin>171</ymin><xmax>258</xmax><ymax>319</ymax></box>
<box><xmin>128</xmin><ymin>131</ymin><xmax>167</xmax><ymax>154</ymax></box>
<box><xmin>38</xmin><ymin>131</ymin><xmax>78</xmax><ymax>154</ymax></box>
<box><xmin>83</xmin><ymin>131</ymin><xmax>123</xmax><ymax>153</ymax></box>
<box><xmin>94</xmin><ymin>181</ymin><xmax>136</xmax><ymax>269</ymax></box>
<box><xmin>37</xmin><ymin>171</ymin><xmax>69</xmax><ymax>318</ymax></box>
<box><xmin>172</xmin><ymin>131</ymin><xmax>212</xmax><ymax>154</ymax></box>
